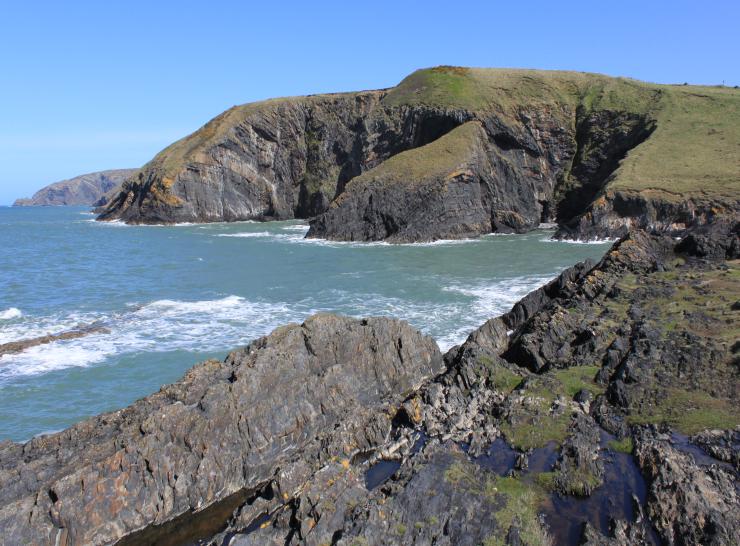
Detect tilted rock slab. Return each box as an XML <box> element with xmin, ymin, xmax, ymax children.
<box><xmin>0</xmin><ymin>314</ymin><xmax>442</xmax><ymax>545</ymax></box>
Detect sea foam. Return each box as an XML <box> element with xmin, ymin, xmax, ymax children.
<box><xmin>0</xmin><ymin>307</ymin><xmax>22</xmax><ymax>320</ymax></box>
<box><xmin>0</xmin><ymin>296</ymin><xmax>303</xmax><ymax>382</ymax></box>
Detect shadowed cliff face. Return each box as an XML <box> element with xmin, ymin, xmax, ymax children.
<box><xmin>98</xmin><ymin>94</ymin><xmax>476</xmax><ymax>226</ymax></box>
<box><xmin>98</xmin><ymin>93</ymin><xmax>656</xmax><ymax>242</ymax></box>
<box><xmin>307</xmin><ymin>110</ymin><xmax>658</xmax><ymax>242</ymax></box>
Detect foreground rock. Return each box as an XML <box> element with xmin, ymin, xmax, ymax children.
<box><xmin>98</xmin><ymin>67</ymin><xmax>739</xmax><ymax>243</ymax></box>
<box><xmin>13</xmin><ymin>169</ymin><xmax>137</xmax><ymax>207</ymax></box>
<box><xmin>635</xmin><ymin>428</ymin><xmax>740</xmax><ymax>545</ymax></box>
<box><xmin>0</xmin><ymin>314</ymin><xmax>442</xmax><ymax>545</ymax></box>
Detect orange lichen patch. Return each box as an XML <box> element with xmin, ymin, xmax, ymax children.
<box><xmin>445</xmin><ymin>168</ymin><xmax>475</xmax><ymax>181</ymax></box>
<box><xmin>340</xmin><ymin>459</ymin><xmax>351</xmax><ymax>470</ymax></box>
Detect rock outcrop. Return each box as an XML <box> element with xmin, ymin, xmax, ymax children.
<box><xmin>0</xmin><ymin>315</ymin><xmax>442</xmax><ymax>545</ymax></box>
<box><xmin>97</xmin><ymin>67</ymin><xmax>739</xmax><ymax>242</ymax></box>
<box><xmin>635</xmin><ymin>428</ymin><xmax>739</xmax><ymax>545</ymax></box>
<box><xmin>13</xmin><ymin>169</ymin><xmax>137</xmax><ymax>207</ymax></box>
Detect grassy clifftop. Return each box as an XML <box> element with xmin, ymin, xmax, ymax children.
<box><xmin>103</xmin><ymin>66</ymin><xmax>738</xmax><ymax>229</ymax></box>
<box><xmin>384</xmin><ymin>67</ymin><xmax>739</xmax><ymax>200</ymax></box>
<box><xmin>159</xmin><ymin>66</ymin><xmax>738</xmax><ymax>199</ymax></box>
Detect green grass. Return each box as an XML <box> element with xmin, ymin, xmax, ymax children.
<box><xmin>499</xmin><ymin>365</ymin><xmax>605</xmax><ymax>450</ymax></box>
<box><xmin>477</xmin><ymin>356</ymin><xmax>524</xmax><ymax>393</ymax></box>
<box><xmin>334</xmin><ymin>121</ymin><xmax>485</xmax><ymax>201</ymax></box>
<box><xmin>384</xmin><ymin>67</ymin><xmax>740</xmax><ymax>200</ymax></box>
<box><xmin>607</xmin><ymin>437</ymin><xmax>634</xmax><ymax>454</ymax></box>
<box><xmin>627</xmin><ymin>388</ymin><xmax>740</xmax><ymax>435</ymax></box>
<box><xmin>552</xmin><ymin>366</ymin><xmax>604</xmax><ymax>398</ymax></box>
<box><xmin>559</xmin><ymin>470</ymin><xmax>603</xmax><ymax>497</ymax></box>
<box><xmin>445</xmin><ymin>458</ymin><xmax>550</xmax><ymax>545</ymax></box>
<box><xmin>611</xmin><ymin>85</ymin><xmax>740</xmax><ymax>199</ymax></box>
<box><xmin>534</xmin><ymin>472</ymin><xmax>557</xmax><ymax>491</ymax></box>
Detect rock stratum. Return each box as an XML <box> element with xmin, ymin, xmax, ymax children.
<box><xmin>97</xmin><ymin>67</ymin><xmax>738</xmax><ymax>242</ymax></box>
<box><xmin>1</xmin><ymin>222</ymin><xmax>738</xmax><ymax>545</ymax></box>
<box><xmin>14</xmin><ymin>169</ymin><xmax>138</xmax><ymax>207</ymax></box>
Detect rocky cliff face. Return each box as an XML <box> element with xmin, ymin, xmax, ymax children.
<box><xmin>97</xmin><ymin>68</ymin><xmax>739</xmax><ymax>242</ymax></box>
<box><xmin>13</xmin><ymin>169</ymin><xmax>137</xmax><ymax>207</ymax></box>
<box><xmin>98</xmin><ymin>94</ymin><xmax>476</xmax><ymax>225</ymax></box>
<box><xmin>1</xmin><ymin>224</ymin><xmax>738</xmax><ymax>545</ymax></box>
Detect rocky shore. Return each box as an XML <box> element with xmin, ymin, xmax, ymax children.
<box><xmin>1</xmin><ymin>221</ymin><xmax>737</xmax><ymax>545</ymax></box>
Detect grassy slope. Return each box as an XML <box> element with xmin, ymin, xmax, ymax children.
<box><xmin>334</xmin><ymin>121</ymin><xmax>484</xmax><ymax>201</ymax></box>
<box><xmin>383</xmin><ymin>67</ymin><xmax>740</xmax><ymax>201</ymax></box>
<box><xmin>133</xmin><ymin>66</ymin><xmax>739</xmax><ymax>203</ymax></box>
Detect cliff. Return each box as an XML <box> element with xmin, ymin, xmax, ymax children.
<box><xmin>13</xmin><ymin>169</ymin><xmax>138</xmax><ymax>207</ymax></box>
<box><xmin>97</xmin><ymin>67</ymin><xmax>738</xmax><ymax>242</ymax></box>
<box><xmin>1</xmin><ymin>223</ymin><xmax>738</xmax><ymax>545</ymax></box>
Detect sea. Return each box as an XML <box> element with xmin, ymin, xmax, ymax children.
<box><xmin>0</xmin><ymin>206</ymin><xmax>612</xmax><ymax>442</ymax></box>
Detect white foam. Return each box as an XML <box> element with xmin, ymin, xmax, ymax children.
<box><xmin>85</xmin><ymin>218</ymin><xmax>128</xmax><ymax>227</ymax></box>
<box><xmin>281</xmin><ymin>224</ymin><xmax>310</xmax><ymax>232</ymax></box>
<box><xmin>0</xmin><ymin>296</ymin><xmax>303</xmax><ymax>382</ymax></box>
<box><xmin>438</xmin><ymin>274</ymin><xmax>557</xmax><ymax>349</ymax></box>
<box><xmin>540</xmin><ymin>236</ymin><xmax>616</xmax><ymax>245</ymax></box>
<box><xmin>0</xmin><ymin>308</ymin><xmax>22</xmax><ymax>320</ymax></box>
<box><xmin>216</xmin><ymin>231</ymin><xmax>272</xmax><ymax>238</ymax></box>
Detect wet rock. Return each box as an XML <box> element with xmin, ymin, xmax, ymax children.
<box><xmin>634</xmin><ymin>427</ymin><xmax>740</xmax><ymax>545</ymax></box>
<box><xmin>690</xmin><ymin>428</ymin><xmax>740</xmax><ymax>471</ymax></box>
<box><xmin>337</xmin><ymin>443</ymin><xmax>551</xmax><ymax>546</ymax></box>
<box><xmin>552</xmin><ymin>413</ymin><xmax>604</xmax><ymax>496</ymax></box>
<box><xmin>0</xmin><ymin>324</ymin><xmax>110</xmax><ymax>356</ymax></box>
<box><xmin>0</xmin><ymin>314</ymin><xmax>442</xmax><ymax>545</ymax></box>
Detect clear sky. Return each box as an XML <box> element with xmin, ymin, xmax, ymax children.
<box><xmin>1</xmin><ymin>0</ymin><xmax>738</xmax><ymax>205</ymax></box>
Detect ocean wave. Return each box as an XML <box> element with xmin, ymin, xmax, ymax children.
<box><xmin>0</xmin><ymin>296</ymin><xmax>305</xmax><ymax>382</ymax></box>
<box><xmin>540</xmin><ymin>236</ymin><xmax>616</xmax><ymax>245</ymax></box>
<box><xmin>281</xmin><ymin>224</ymin><xmax>310</xmax><ymax>232</ymax></box>
<box><xmin>438</xmin><ymin>274</ymin><xmax>557</xmax><ymax>347</ymax></box>
<box><xmin>214</xmin><ymin>230</ymin><xmax>487</xmax><ymax>248</ymax></box>
<box><xmin>216</xmin><ymin>231</ymin><xmax>273</xmax><ymax>238</ymax></box>
<box><xmin>0</xmin><ymin>268</ymin><xmax>561</xmax><ymax>380</ymax></box>
<box><xmin>0</xmin><ymin>308</ymin><xmax>22</xmax><ymax>320</ymax></box>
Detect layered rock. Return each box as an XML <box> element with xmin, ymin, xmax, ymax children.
<box><xmin>13</xmin><ymin>169</ymin><xmax>137</xmax><ymax>207</ymax></box>
<box><xmin>0</xmin><ymin>314</ymin><xmax>442</xmax><ymax>545</ymax></box>
<box><xmin>97</xmin><ymin>94</ymin><xmax>475</xmax><ymax>225</ymax></box>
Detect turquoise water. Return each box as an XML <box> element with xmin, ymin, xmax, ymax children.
<box><xmin>0</xmin><ymin>206</ymin><xmax>611</xmax><ymax>442</ymax></box>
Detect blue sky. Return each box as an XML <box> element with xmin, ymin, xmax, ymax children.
<box><xmin>1</xmin><ymin>0</ymin><xmax>738</xmax><ymax>205</ymax></box>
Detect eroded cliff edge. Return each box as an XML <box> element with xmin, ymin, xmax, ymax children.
<box><xmin>97</xmin><ymin>67</ymin><xmax>739</xmax><ymax>242</ymax></box>
<box><xmin>1</xmin><ymin>222</ymin><xmax>738</xmax><ymax>545</ymax></box>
